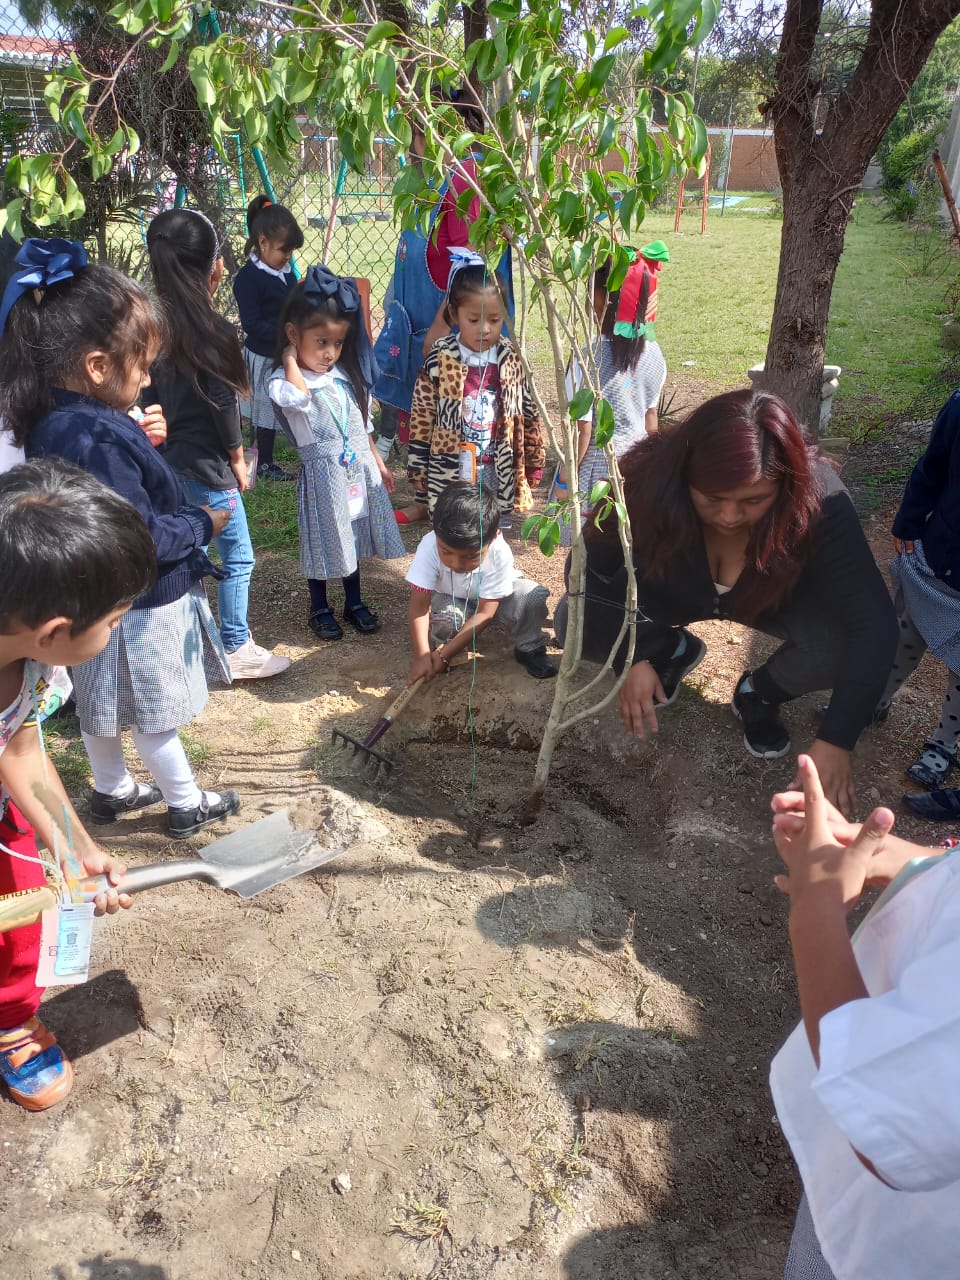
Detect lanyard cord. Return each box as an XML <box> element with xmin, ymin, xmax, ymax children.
<box><xmin>315</xmin><ymin>379</ymin><xmax>357</xmax><ymax>467</ymax></box>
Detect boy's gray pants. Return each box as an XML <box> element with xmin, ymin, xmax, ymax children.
<box><xmin>430</xmin><ymin>576</ymin><xmax>549</xmax><ymax>653</ymax></box>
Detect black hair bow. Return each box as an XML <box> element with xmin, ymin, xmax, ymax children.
<box><xmin>302</xmin><ymin>264</ymin><xmax>379</xmax><ymax>390</ymax></box>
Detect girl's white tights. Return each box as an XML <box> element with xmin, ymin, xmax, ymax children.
<box><xmin>81</xmin><ymin>729</ymin><xmax>204</xmax><ymax>811</ymax></box>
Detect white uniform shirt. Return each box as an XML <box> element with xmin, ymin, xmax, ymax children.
<box><xmin>770</xmin><ymin>853</ymin><xmax>960</xmax><ymax>1279</ymax></box>
<box><xmin>406</xmin><ymin>530</ymin><xmax>516</xmax><ymax>602</ymax></box>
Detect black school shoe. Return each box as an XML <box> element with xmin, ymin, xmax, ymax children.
<box><xmin>515</xmin><ymin>647</ymin><xmax>558</xmax><ymax>679</ymax></box>
<box><xmin>343</xmin><ymin>603</ymin><xmax>381</xmax><ymax>635</ymax></box>
<box><xmin>902</xmin><ymin>786</ymin><xmax>960</xmax><ymax>820</ymax></box>
<box><xmin>89</xmin><ymin>781</ymin><xmax>163</xmax><ymax>825</ymax></box>
<box><xmin>167</xmin><ymin>790</ymin><xmax>241</xmax><ymax>840</ymax></box>
<box><xmin>309</xmin><ymin>608</ymin><xmax>344</xmax><ymax>641</ymax></box>
<box><xmin>654</xmin><ymin>628</ymin><xmax>707</xmax><ymax>705</ymax></box>
<box><xmin>258</xmin><ymin>462</ymin><xmax>294</xmax><ymax>483</ymax></box>
<box><xmin>732</xmin><ymin>672</ymin><xmax>791</xmax><ymax>759</ymax></box>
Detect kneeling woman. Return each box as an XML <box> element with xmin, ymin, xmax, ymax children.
<box><xmin>559</xmin><ymin>389</ymin><xmax>897</xmax><ymax>813</ymax></box>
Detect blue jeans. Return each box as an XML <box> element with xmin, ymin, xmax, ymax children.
<box><xmin>180</xmin><ymin>479</ymin><xmax>254</xmax><ymax>652</ymax></box>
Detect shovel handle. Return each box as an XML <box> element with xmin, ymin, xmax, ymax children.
<box><xmin>78</xmin><ymin>860</ymin><xmax>215</xmax><ymax>900</ymax></box>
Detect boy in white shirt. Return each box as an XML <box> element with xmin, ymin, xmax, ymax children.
<box><xmin>405</xmin><ymin>482</ymin><xmax>556</xmax><ymax>684</ymax></box>
<box><xmin>769</xmin><ymin>754</ymin><xmax>960</xmax><ymax>1280</ymax></box>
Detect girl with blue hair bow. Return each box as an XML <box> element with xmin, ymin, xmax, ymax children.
<box><xmin>269</xmin><ymin>265</ymin><xmax>404</xmax><ymax>642</ymax></box>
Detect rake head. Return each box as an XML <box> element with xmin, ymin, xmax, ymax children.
<box><xmin>331</xmin><ymin>727</ymin><xmax>395</xmax><ymax>780</ymax></box>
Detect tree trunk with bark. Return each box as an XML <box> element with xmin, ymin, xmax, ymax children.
<box><xmin>758</xmin><ymin>0</ymin><xmax>960</xmax><ymax>427</ymax></box>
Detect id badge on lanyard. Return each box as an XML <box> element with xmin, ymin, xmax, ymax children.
<box><xmin>318</xmin><ymin>381</ymin><xmax>368</xmax><ymax>521</ymax></box>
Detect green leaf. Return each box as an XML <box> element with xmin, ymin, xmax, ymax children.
<box><xmin>157</xmin><ymin>40</ymin><xmax>181</xmax><ymax>75</ymax></box>
<box><xmin>692</xmin><ymin>0</ymin><xmax>720</xmax><ymax>44</ymax></box>
<box><xmin>538</xmin><ymin>519</ymin><xmax>561</xmax><ymax>557</ymax></box>
<box><xmin>364</xmin><ymin>20</ymin><xmax>401</xmax><ymax>48</ymax></box>
<box><xmin>603</xmin><ymin>26</ymin><xmax>632</xmax><ymax>52</ymax></box>
<box><xmin>589</xmin><ymin>55</ymin><xmax>616</xmax><ymax>93</ymax></box>
<box><xmin>569</xmin><ymin>386</ymin><xmax>595</xmax><ymax>420</ymax></box>
<box><xmin>690</xmin><ymin>115</ymin><xmax>709</xmax><ymax>164</ymax></box>
<box><xmin>487</xmin><ymin>0</ymin><xmax>520</xmax><ymax>16</ymax></box>
<box><xmin>588</xmin><ymin>480</ymin><xmax>611</xmax><ymax>506</ymax></box>
<box><xmin>374</xmin><ymin>52</ymin><xmax>396</xmax><ymax>98</ymax></box>
<box><xmin>667</xmin><ymin>0</ymin><xmax>701</xmax><ymax>26</ymax></box>
<box><xmin>0</xmin><ymin>198</ymin><xmax>24</xmax><ymax>241</ymax></box>
<box><xmin>595</xmin><ymin>399</ymin><xmax>615</xmax><ymax>448</ymax></box>
<box><xmin>520</xmin><ymin>514</ymin><xmax>542</xmax><ymax>541</ymax></box>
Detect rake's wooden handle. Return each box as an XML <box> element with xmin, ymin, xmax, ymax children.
<box><xmin>381</xmin><ymin>675</ymin><xmax>426</xmax><ymax>725</ymax></box>
<box><xmin>0</xmin><ymin>886</ymin><xmax>59</xmax><ymax>932</ymax></box>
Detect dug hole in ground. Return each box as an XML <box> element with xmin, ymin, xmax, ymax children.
<box><xmin>1</xmin><ymin>455</ymin><xmax>941</xmax><ymax>1280</ymax></box>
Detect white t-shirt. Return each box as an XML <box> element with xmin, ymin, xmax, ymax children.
<box><xmin>268</xmin><ymin>365</ymin><xmax>373</xmax><ymax>450</ymax></box>
<box><xmin>770</xmin><ymin>853</ymin><xmax>960</xmax><ymax>1279</ymax></box>
<box><xmin>406</xmin><ymin>530</ymin><xmax>516</xmax><ymax>602</ymax></box>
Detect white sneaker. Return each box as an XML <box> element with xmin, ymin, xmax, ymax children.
<box><xmin>226</xmin><ymin>638</ymin><xmax>291</xmax><ymax>680</ymax></box>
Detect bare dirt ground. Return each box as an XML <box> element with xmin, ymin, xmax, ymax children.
<box><xmin>1</xmin><ymin>420</ymin><xmax>947</xmax><ymax>1280</ymax></box>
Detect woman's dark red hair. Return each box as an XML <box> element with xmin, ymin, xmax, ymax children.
<box><xmin>586</xmin><ymin>388</ymin><xmax>824</xmax><ymax>622</ymax></box>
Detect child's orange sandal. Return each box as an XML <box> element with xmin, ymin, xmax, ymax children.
<box><xmin>0</xmin><ymin>1017</ymin><xmax>74</xmax><ymax>1111</ymax></box>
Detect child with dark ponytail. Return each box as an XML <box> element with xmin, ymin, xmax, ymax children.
<box><xmin>232</xmin><ymin>195</ymin><xmax>304</xmax><ymax>482</ymax></box>
<box><xmin>146</xmin><ymin>208</ymin><xmax>291</xmax><ymax>681</ymax></box>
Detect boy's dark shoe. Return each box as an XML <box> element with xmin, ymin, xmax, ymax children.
<box><xmin>167</xmin><ymin>790</ymin><xmax>241</xmax><ymax>840</ymax></box>
<box><xmin>257</xmin><ymin>462</ymin><xmax>294</xmax><ymax>483</ymax></box>
<box><xmin>343</xmin><ymin>603</ymin><xmax>381</xmax><ymax>635</ymax></box>
<box><xmin>308</xmin><ymin>609</ymin><xmax>344</xmax><ymax>641</ymax></box>
<box><xmin>732</xmin><ymin>672</ymin><xmax>790</xmax><ymax>759</ymax></box>
<box><xmin>515</xmin><ymin>647</ymin><xmax>557</xmax><ymax>679</ymax></box>
<box><xmin>89</xmin><ymin>781</ymin><xmax>163</xmax><ymax>825</ymax></box>
<box><xmin>653</xmin><ymin>629</ymin><xmax>707</xmax><ymax>706</ymax></box>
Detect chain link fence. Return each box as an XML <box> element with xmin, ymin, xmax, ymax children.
<box><xmin>0</xmin><ymin>7</ymin><xmax>402</xmax><ymax>325</ymax></box>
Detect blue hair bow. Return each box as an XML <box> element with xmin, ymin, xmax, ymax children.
<box><xmin>302</xmin><ymin>264</ymin><xmax>379</xmax><ymax>391</ymax></box>
<box><xmin>0</xmin><ymin>237</ymin><xmax>88</xmax><ymax>333</ymax></box>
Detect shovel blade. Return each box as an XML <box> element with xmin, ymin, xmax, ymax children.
<box><xmin>196</xmin><ymin>810</ymin><xmax>348</xmax><ymax>899</ymax></box>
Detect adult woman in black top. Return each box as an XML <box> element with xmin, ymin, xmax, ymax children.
<box><xmin>558</xmin><ymin>389</ymin><xmax>897</xmax><ymax>814</ymax></box>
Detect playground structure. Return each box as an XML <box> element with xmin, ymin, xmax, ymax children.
<box><xmin>673</xmin><ymin>144</ymin><xmax>712</xmax><ymax>234</ymax></box>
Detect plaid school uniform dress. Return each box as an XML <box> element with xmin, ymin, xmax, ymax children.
<box><xmin>273</xmin><ymin>368</ymin><xmax>404</xmax><ymax>581</ymax></box>
<box><xmin>71</xmin><ymin>587</ymin><xmax>229</xmax><ymax>738</ymax></box>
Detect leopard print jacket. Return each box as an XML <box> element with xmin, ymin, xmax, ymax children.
<box><xmin>407</xmin><ymin>335</ymin><xmax>545</xmax><ymax>515</ymax></box>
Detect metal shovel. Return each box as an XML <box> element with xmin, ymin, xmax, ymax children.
<box><xmin>0</xmin><ymin>810</ymin><xmax>344</xmax><ymax>932</ymax></box>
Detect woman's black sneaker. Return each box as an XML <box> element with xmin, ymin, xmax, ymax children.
<box><xmin>89</xmin><ymin>781</ymin><xmax>163</xmax><ymax>825</ymax></box>
<box><xmin>654</xmin><ymin>629</ymin><xmax>707</xmax><ymax>705</ymax></box>
<box><xmin>732</xmin><ymin>673</ymin><xmax>790</xmax><ymax>759</ymax></box>
<box><xmin>167</xmin><ymin>790</ymin><xmax>241</xmax><ymax>840</ymax></box>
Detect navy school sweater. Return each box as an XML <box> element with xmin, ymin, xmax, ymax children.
<box><xmin>893</xmin><ymin>388</ymin><xmax>960</xmax><ymax>587</ymax></box>
<box><xmin>232</xmin><ymin>259</ymin><xmax>296</xmax><ymax>358</ymax></box>
<box><xmin>27</xmin><ymin>389</ymin><xmax>217</xmax><ymax>610</ymax></box>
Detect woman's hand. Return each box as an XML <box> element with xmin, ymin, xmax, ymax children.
<box><xmin>231</xmin><ymin>454</ymin><xmax>250</xmax><ymax>493</ymax></box>
<box><xmin>137</xmin><ymin>404</ymin><xmax>167</xmax><ymax>448</ymax></box>
<box><xmin>893</xmin><ymin>538</ymin><xmax>915</xmax><ymax>555</ymax></box>
<box><xmin>202</xmin><ymin>505</ymin><xmax>231</xmax><ymax>536</ymax></box>
<box><xmin>74</xmin><ymin>847</ymin><xmax>133</xmax><ymax>915</ymax></box>
<box><xmin>791</xmin><ymin>739</ymin><xmax>856</xmax><ymax>818</ymax></box>
<box><xmin>617</xmin><ymin>661</ymin><xmax>667</xmax><ymax>739</ymax></box>
<box><xmin>772</xmin><ymin>754</ymin><xmax>895</xmax><ymax>912</ymax></box>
